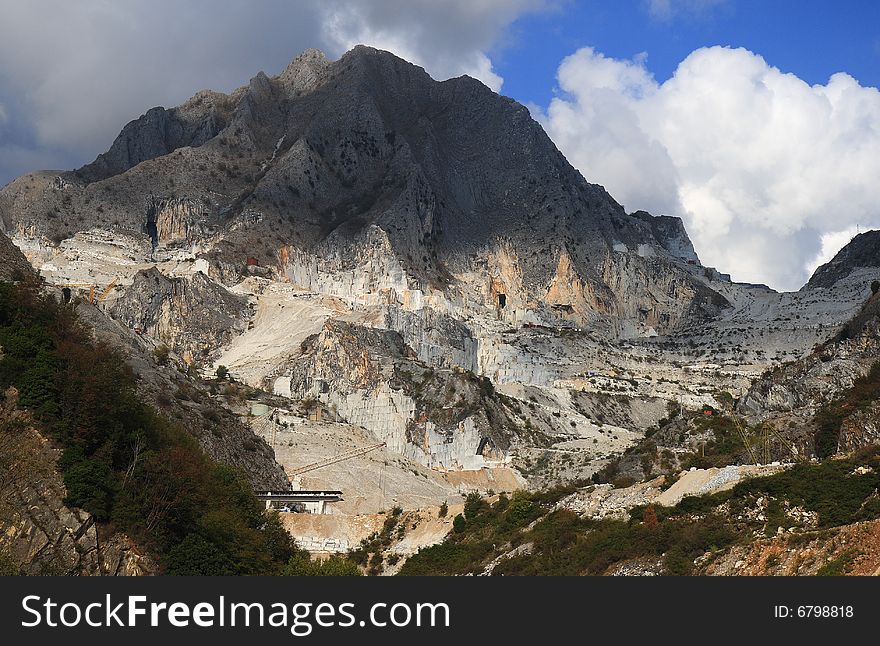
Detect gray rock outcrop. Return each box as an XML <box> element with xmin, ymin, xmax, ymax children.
<box><xmin>0</xmin><ymin>230</ymin><xmax>33</xmax><ymax>280</ymax></box>
<box><xmin>109</xmin><ymin>267</ymin><xmax>249</xmax><ymax>364</ymax></box>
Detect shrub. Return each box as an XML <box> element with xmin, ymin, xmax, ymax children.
<box><xmin>153</xmin><ymin>344</ymin><xmax>170</xmax><ymax>365</ymax></box>
<box><xmin>284</xmin><ymin>553</ymin><xmax>361</xmax><ymax>576</ymax></box>
<box><xmin>504</xmin><ymin>491</ymin><xmax>537</xmax><ymax>528</ymax></box>
<box><xmin>816</xmin><ymin>549</ymin><xmax>858</xmax><ymax>576</ymax></box>
<box><xmin>0</xmin><ymin>549</ymin><xmax>18</xmax><ymax>576</ymax></box>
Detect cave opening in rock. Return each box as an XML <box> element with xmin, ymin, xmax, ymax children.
<box><xmin>497</xmin><ymin>293</ymin><xmax>506</xmax><ymax>309</ymax></box>
<box><xmin>144</xmin><ymin>209</ymin><xmax>159</xmax><ymax>249</ymax></box>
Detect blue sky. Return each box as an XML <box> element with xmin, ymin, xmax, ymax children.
<box><xmin>496</xmin><ymin>1</ymin><xmax>880</xmax><ymax>106</ymax></box>
<box><xmin>0</xmin><ymin>0</ymin><xmax>878</xmax><ymax>289</ymax></box>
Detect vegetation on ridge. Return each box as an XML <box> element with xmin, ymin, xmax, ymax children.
<box><xmin>400</xmin><ymin>446</ymin><xmax>880</xmax><ymax>576</ymax></box>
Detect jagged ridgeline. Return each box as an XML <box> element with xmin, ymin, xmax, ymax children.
<box><xmin>0</xmin><ymin>46</ymin><xmax>725</xmax><ymax>336</ymax></box>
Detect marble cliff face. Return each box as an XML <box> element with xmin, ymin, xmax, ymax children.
<box><xmin>2</xmin><ymin>46</ymin><xmax>880</xmax><ymax>480</ymax></box>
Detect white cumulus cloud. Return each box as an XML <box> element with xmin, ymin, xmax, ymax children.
<box><xmin>806</xmin><ymin>226</ymin><xmax>866</xmax><ymax>277</ymax></box>
<box><xmin>319</xmin><ymin>0</ymin><xmax>546</xmax><ymax>92</ymax></box>
<box><xmin>536</xmin><ymin>45</ymin><xmax>880</xmax><ymax>290</ymax></box>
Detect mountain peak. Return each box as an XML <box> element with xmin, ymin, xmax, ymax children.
<box><xmin>277</xmin><ymin>47</ymin><xmax>330</xmax><ymax>91</ymax></box>
<box><xmin>1</xmin><ymin>45</ymin><xmax>731</xmax><ymax>337</ymax></box>
<box><xmin>807</xmin><ymin>230</ymin><xmax>880</xmax><ymax>289</ymax></box>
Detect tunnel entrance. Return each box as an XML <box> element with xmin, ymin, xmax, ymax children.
<box><xmin>497</xmin><ymin>293</ymin><xmax>506</xmax><ymax>309</ymax></box>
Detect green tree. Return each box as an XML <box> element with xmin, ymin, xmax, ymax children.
<box><xmin>262</xmin><ymin>511</ymin><xmax>298</xmax><ymax>564</ymax></box>
<box><xmin>452</xmin><ymin>514</ymin><xmax>467</xmax><ymax>533</ymax></box>
<box><xmin>463</xmin><ymin>492</ymin><xmax>485</xmax><ymax>520</ymax></box>
<box><xmin>167</xmin><ymin>534</ymin><xmax>236</xmax><ymax>575</ymax></box>
<box><xmin>215</xmin><ymin>365</ymin><xmax>229</xmax><ymax>380</ymax></box>
<box><xmin>17</xmin><ymin>351</ymin><xmax>60</xmax><ymax>417</ymax></box>
<box><xmin>504</xmin><ymin>491</ymin><xmax>536</xmax><ymax>528</ymax></box>
<box><xmin>63</xmin><ymin>458</ymin><xmax>117</xmax><ymax>521</ymax></box>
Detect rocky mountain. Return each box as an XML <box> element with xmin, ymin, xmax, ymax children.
<box><xmin>0</xmin><ymin>46</ymin><xmax>726</xmax><ymax>338</ymax></box>
<box><xmin>739</xmin><ymin>285</ymin><xmax>880</xmax><ymax>457</ymax></box>
<box><xmin>741</xmin><ymin>289</ymin><xmax>880</xmax><ymax>417</ymax></box>
<box><xmin>2</xmin><ymin>45</ymin><xmax>879</xmax><ymax>520</ymax></box>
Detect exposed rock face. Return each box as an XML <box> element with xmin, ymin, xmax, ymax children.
<box><xmin>0</xmin><ymin>45</ymin><xmax>726</xmax><ymax>337</ymax></box>
<box><xmin>0</xmin><ymin>230</ymin><xmax>33</xmax><ymax>280</ymax></box>
<box><xmin>144</xmin><ymin>195</ymin><xmax>207</xmax><ymax>247</ymax></box>
<box><xmin>379</xmin><ymin>305</ymin><xmax>478</xmax><ymax>372</ymax></box>
<box><xmin>0</xmin><ymin>389</ymin><xmax>157</xmax><ymax>575</ymax></box>
<box><xmin>598</xmin><ymin>249</ymin><xmax>728</xmax><ymax>336</ymax></box>
<box><xmin>806</xmin><ymin>231</ymin><xmax>880</xmax><ymax>289</ymax></box>
<box><xmin>109</xmin><ymin>267</ymin><xmax>249</xmax><ymax>364</ymax></box>
<box><xmin>838</xmin><ymin>401</ymin><xmax>880</xmax><ymax>452</ymax></box>
<box><xmin>275</xmin><ymin>320</ymin><xmax>514</xmax><ymax>469</ymax></box>
<box><xmin>630</xmin><ymin>211</ymin><xmax>700</xmax><ymax>264</ymax></box>
<box><xmin>740</xmin><ymin>290</ymin><xmax>880</xmax><ymax>420</ymax></box>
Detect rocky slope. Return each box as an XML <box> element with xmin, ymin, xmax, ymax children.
<box><xmin>0</xmin><ymin>273</ymin><xmax>298</xmax><ymax>575</ymax></box>
<box><xmin>2</xmin><ymin>45</ymin><xmax>879</xmax><ymax>493</ymax></box>
<box><xmin>71</xmin><ymin>296</ymin><xmax>288</xmax><ymax>490</ymax></box>
<box><xmin>109</xmin><ymin>266</ymin><xmax>250</xmax><ymax>364</ymax></box>
<box><xmin>741</xmin><ymin>290</ymin><xmax>880</xmax><ymax>420</ymax></box>
<box><xmin>399</xmin><ymin>446</ymin><xmax>880</xmax><ymax>576</ymax></box>
<box><xmin>0</xmin><ymin>230</ymin><xmax>33</xmax><ymax>281</ymax></box>
<box><xmin>737</xmin><ymin>288</ymin><xmax>880</xmax><ymax>457</ymax></box>
<box><xmin>807</xmin><ymin>230</ymin><xmax>880</xmax><ymax>289</ymax></box>
<box><xmin>0</xmin><ymin>388</ymin><xmax>157</xmax><ymax>575</ymax></box>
